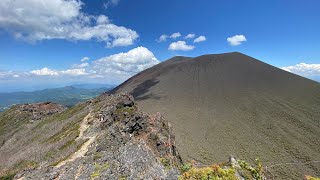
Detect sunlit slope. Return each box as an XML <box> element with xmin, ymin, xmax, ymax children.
<box><xmin>112</xmin><ymin>52</ymin><xmax>320</xmax><ymax>179</ymax></box>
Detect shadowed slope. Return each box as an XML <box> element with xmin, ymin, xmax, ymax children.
<box><xmin>112</xmin><ymin>52</ymin><xmax>320</xmax><ymax>179</ymax></box>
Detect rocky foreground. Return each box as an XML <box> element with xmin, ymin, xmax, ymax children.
<box><xmin>0</xmin><ymin>93</ymin><xmax>270</xmax><ymax>180</ymax></box>
<box><xmin>14</xmin><ymin>93</ymin><xmax>182</xmax><ymax>179</ymax></box>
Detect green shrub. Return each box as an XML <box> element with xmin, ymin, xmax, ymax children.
<box><xmin>93</xmin><ymin>152</ymin><xmax>103</xmax><ymax>160</ymax></box>
<box><xmin>114</xmin><ymin>106</ymin><xmax>136</xmax><ymax>121</ymax></box>
<box><xmin>179</xmin><ymin>159</ymin><xmax>265</xmax><ymax>180</ymax></box>
<box><xmin>90</xmin><ymin>162</ymin><xmax>109</xmax><ymax>179</ymax></box>
<box><xmin>179</xmin><ymin>164</ymin><xmax>237</xmax><ymax>180</ymax></box>
<box><xmin>180</xmin><ymin>163</ymin><xmax>192</xmax><ymax>173</ymax></box>
<box><xmin>0</xmin><ymin>173</ymin><xmax>16</xmax><ymax>180</ymax></box>
<box><xmin>160</xmin><ymin>157</ymin><xmax>171</xmax><ymax>169</ymax></box>
<box><xmin>305</xmin><ymin>175</ymin><xmax>320</xmax><ymax>180</ymax></box>
<box><xmin>90</xmin><ymin>172</ymin><xmax>100</xmax><ymax>179</ymax></box>
<box><xmin>238</xmin><ymin>158</ymin><xmax>263</xmax><ymax>180</ymax></box>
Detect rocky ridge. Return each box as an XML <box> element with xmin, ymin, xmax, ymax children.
<box><xmin>12</xmin><ymin>102</ymin><xmax>66</xmax><ymax>120</ymax></box>
<box><xmin>14</xmin><ymin>93</ymin><xmax>182</xmax><ymax>179</ymax></box>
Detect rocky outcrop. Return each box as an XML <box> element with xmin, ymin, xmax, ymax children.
<box><xmin>15</xmin><ymin>94</ymin><xmax>182</xmax><ymax>180</ymax></box>
<box><xmin>12</xmin><ymin>102</ymin><xmax>66</xmax><ymax>120</ymax></box>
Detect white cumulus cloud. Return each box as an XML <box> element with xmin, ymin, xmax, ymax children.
<box><xmin>93</xmin><ymin>46</ymin><xmax>160</xmax><ymax>76</ymax></box>
<box><xmin>281</xmin><ymin>63</ymin><xmax>320</xmax><ymax>77</ymax></box>
<box><xmin>0</xmin><ymin>0</ymin><xmax>138</xmax><ymax>47</ymax></box>
<box><xmin>6</xmin><ymin>47</ymin><xmax>159</xmax><ymax>84</ymax></box>
<box><xmin>0</xmin><ymin>70</ymin><xmax>25</xmax><ymax>79</ymax></box>
<box><xmin>170</xmin><ymin>32</ymin><xmax>181</xmax><ymax>39</ymax></box>
<box><xmin>104</xmin><ymin>0</ymin><xmax>120</xmax><ymax>9</ymax></box>
<box><xmin>168</xmin><ymin>41</ymin><xmax>195</xmax><ymax>51</ymax></box>
<box><xmin>227</xmin><ymin>35</ymin><xmax>247</xmax><ymax>46</ymax></box>
<box><xmin>96</xmin><ymin>15</ymin><xmax>110</xmax><ymax>24</ymax></box>
<box><xmin>60</xmin><ymin>68</ymin><xmax>88</xmax><ymax>76</ymax></box>
<box><xmin>72</xmin><ymin>62</ymin><xmax>89</xmax><ymax>68</ymax></box>
<box><xmin>30</xmin><ymin>68</ymin><xmax>59</xmax><ymax>76</ymax></box>
<box><xmin>157</xmin><ymin>34</ymin><xmax>168</xmax><ymax>42</ymax></box>
<box><xmin>194</xmin><ymin>35</ymin><xmax>206</xmax><ymax>43</ymax></box>
<box><xmin>185</xmin><ymin>33</ymin><xmax>195</xmax><ymax>39</ymax></box>
<box><xmin>80</xmin><ymin>57</ymin><xmax>90</xmax><ymax>62</ymax></box>
<box><xmin>30</xmin><ymin>67</ymin><xmax>87</xmax><ymax>76</ymax></box>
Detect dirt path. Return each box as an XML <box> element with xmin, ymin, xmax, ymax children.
<box><xmin>55</xmin><ymin>112</ymin><xmax>96</xmax><ymax>168</ymax></box>
<box><xmin>76</xmin><ymin>113</ymin><xmax>91</xmax><ymax>141</ymax></box>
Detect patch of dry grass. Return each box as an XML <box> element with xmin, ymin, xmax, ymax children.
<box><xmin>0</xmin><ymin>103</ymin><xmax>89</xmax><ymax>178</ymax></box>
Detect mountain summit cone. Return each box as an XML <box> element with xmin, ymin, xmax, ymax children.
<box><xmin>112</xmin><ymin>52</ymin><xmax>320</xmax><ymax>179</ymax></box>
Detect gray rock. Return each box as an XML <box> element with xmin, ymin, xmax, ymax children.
<box><xmin>15</xmin><ymin>94</ymin><xmax>181</xmax><ymax>180</ymax></box>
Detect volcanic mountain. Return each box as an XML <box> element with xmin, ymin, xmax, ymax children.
<box><xmin>112</xmin><ymin>52</ymin><xmax>320</xmax><ymax>178</ymax></box>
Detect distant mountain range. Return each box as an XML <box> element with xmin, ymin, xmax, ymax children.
<box><xmin>0</xmin><ymin>84</ymin><xmax>114</xmax><ymax>111</ymax></box>
<box><xmin>68</xmin><ymin>83</ymin><xmax>115</xmax><ymax>90</ymax></box>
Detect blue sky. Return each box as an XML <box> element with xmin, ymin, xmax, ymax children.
<box><xmin>0</xmin><ymin>0</ymin><xmax>319</xmax><ymax>92</ymax></box>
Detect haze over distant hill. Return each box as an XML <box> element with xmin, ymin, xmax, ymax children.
<box><xmin>0</xmin><ymin>85</ymin><xmax>114</xmax><ymax>111</ymax></box>
<box><xmin>70</xmin><ymin>84</ymin><xmax>115</xmax><ymax>90</ymax></box>
<box><xmin>112</xmin><ymin>52</ymin><xmax>320</xmax><ymax>179</ymax></box>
